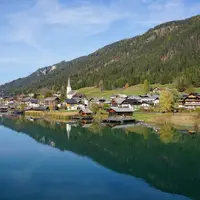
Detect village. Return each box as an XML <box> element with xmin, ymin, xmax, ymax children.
<box><xmin>0</xmin><ymin>77</ymin><xmax>200</xmax><ymax>124</ymax></box>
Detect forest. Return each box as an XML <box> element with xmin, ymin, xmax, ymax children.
<box><xmin>0</xmin><ymin>15</ymin><xmax>200</xmax><ymax>95</ymax></box>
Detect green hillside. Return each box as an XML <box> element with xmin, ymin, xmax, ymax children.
<box><xmin>0</xmin><ymin>15</ymin><xmax>200</xmax><ymax>95</ymax></box>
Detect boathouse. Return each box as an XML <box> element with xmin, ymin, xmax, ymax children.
<box><xmin>79</xmin><ymin>107</ymin><xmax>93</xmax><ymax>116</ymax></box>
<box><xmin>107</xmin><ymin>107</ymin><xmax>133</xmax><ymax>117</ymax></box>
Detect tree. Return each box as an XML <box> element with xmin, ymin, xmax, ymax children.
<box><xmin>174</xmin><ymin>76</ymin><xmax>191</xmax><ymax>92</ymax></box>
<box><xmin>45</xmin><ymin>91</ymin><xmax>52</xmax><ymax>98</ymax></box>
<box><xmin>90</xmin><ymin>103</ymin><xmax>99</xmax><ymax>114</ymax></box>
<box><xmin>98</xmin><ymin>80</ymin><xmax>104</xmax><ymax>91</ymax></box>
<box><xmin>159</xmin><ymin>90</ymin><xmax>174</xmax><ymax>113</ymax></box>
<box><xmin>143</xmin><ymin>80</ymin><xmax>150</xmax><ymax>94</ymax></box>
<box><xmin>124</xmin><ymin>83</ymin><xmax>129</xmax><ymax>89</ymax></box>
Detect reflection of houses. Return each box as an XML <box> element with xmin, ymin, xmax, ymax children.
<box><xmin>44</xmin><ymin>97</ymin><xmax>60</xmax><ymax>106</ymax></box>
<box><xmin>181</xmin><ymin>93</ymin><xmax>200</xmax><ymax>109</ymax></box>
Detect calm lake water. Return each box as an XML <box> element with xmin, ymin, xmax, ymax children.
<box><xmin>0</xmin><ymin>117</ymin><xmax>199</xmax><ymax>200</ymax></box>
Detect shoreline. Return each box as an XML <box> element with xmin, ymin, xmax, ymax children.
<box><xmin>24</xmin><ymin>110</ymin><xmax>200</xmax><ymax>129</ymax></box>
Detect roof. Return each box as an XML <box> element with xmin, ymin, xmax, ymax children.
<box><xmin>79</xmin><ymin>107</ymin><xmax>93</xmax><ymax>114</ymax></box>
<box><xmin>128</xmin><ymin>96</ymin><xmax>142</xmax><ymax>100</ymax></box>
<box><xmin>65</xmin><ymin>99</ymin><xmax>78</xmax><ymax>104</ymax></box>
<box><xmin>44</xmin><ymin>97</ymin><xmax>59</xmax><ymax>101</ymax></box>
<box><xmin>112</xmin><ymin>98</ymin><xmax>125</xmax><ymax>105</ymax></box>
<box><xmin>33</xmin><ymin>106</ymin><xmax>49</xmax><ymax>111</ymax></box>
<box><xmin>0</xmin><ymin>105</ymin><xmax>8</xmax><ymax>109</ymax></box>
<box><xmin>21</xmin><ymin>97</ymin><xmax>31</xmax><ymax>102</ymax></box>
<box><xmin>123</xmin><ymin>99</ymin><xmax>141</xmax><ymax>105</ymax></box>
<box><xmin>108</xmin><ymin>107</ymin><xmax>133</xmax><ymax>113</ymax></box>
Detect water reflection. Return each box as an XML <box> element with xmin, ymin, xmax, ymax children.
<box><xmin>0</xmin><ymin>117</ymin><xmax>200</xmax><ymax>199</ymax></box>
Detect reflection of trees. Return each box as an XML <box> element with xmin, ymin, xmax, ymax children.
<box><xmin>88</xmin><ymin>123</ymin><xmax>105</xmax><ymax>135</ymax></box>
<box><xmin>1</xmin><ymin>118</ymin><xmax>200</xmax><ymax>199</ymax></box>
<box><xmin>126</xmin><ymin>126</ymin><xmax>150</xmax><ymax>140</ymax></box>
<box><xmin>159</xmin><ymin>124</ymin><xmax>182</xmax><ymax>143</ymax></box>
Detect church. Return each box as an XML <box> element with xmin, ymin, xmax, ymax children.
<box><xmin>66</xmin><ymin>77</ymin><xmax>77</xmax><ymax>99</ymax></box>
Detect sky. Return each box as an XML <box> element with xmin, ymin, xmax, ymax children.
<box><xmin>0</xmin><ymin>0</ymin><xmax>199</xmax><ymax>84</ymax></box>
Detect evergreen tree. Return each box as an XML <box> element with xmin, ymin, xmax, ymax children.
<box><xmin>143</xmin><ymin>80</ymin><xmax>150</xmax><ymax>94</ymax></box>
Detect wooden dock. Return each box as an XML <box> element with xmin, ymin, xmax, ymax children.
<box><xmin>102</xmin><ymin>117</ymin><xmax>136</xmax><ymax>124</ymax></box>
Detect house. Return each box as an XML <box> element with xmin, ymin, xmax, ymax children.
<box><xmin>79</xmin><ymin>107</ymin><xmax>93</xmax><ymax>116</ymax></box>
<box><xmin>65</xmin><ymin>99</ymin><xmax>80</xmax><ymax>111</ymax></box>
<box><xmin>21</xmin><ymin>97</ymin><xmax>39</xmax><ymax>108</ymax></box>
<box><xmin>111</xmin><ymin>94</ymin><xmax>127</xmax><ymax>99</ymax></box>
<box><xmin>150</xmin><ymin>87</ymin><xmax>162</xmax><ymax>94</ymax></box>
<box><xmin>111</xmin><ymin>98</ymin><xmax>126</xmax><ymax>107</ymax></box>
<box><xmin>0</xmin><ymin>105</ymin><xmax>8</xmax><ymax>113</ymax></box>
<box><xmin>33</xmin><ymin>106</ymin><xmax>50</xmax><ymax>111</ymax></box>
<box><xmin>3</xmin><ymin>96</ymin><xmax>12</xmax><ymax>105</ymax></box>
<box><xmin>121</xmin><ymin>98</ymin><xmax>142</xmax><ymax>110</ymax></box>
<box><xmin>53</xmin><ymin>91</ymin><xmax>61</xmax><ymax>98</ymax></box>
<box><xmin>140</xmin><ymin>95</ymin><xmax>159</xmax><ymax>105</ymax></box>
<box><xmin>44</xmin><ymin>97</ymin><xmax>60</xmax><ymax>107</ymax></box>
<box><xmin>181</xmin><ymin>93</ymin><xmax>200</xmax><ymax>109</ymax></box>
<box><xmin>107</xmin><ymin>106</ymin><xmax>134</xmax><ymax>118</ymax></box>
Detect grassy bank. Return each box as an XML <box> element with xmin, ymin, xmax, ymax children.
<box><xmin>78</xmin><ymin>84</ymin><xmax>200</xmax><ymax>98</ymax></box>
<box><xmin>134</xmin><ymin>112</ymin><xmax>200</xmax><ymax>128</ymax></box>
<box><xmin>25</xmin><ymin>110</ymin><xmax>78</xmax><ymax>121</ymax></box>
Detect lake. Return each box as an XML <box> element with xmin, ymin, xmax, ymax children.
<box><xmin>0</xmin><ymin>117</ymin><xmax>199</xmax><ymax>200</ymax></box>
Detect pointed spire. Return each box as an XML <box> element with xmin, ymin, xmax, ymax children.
<box><xmin>68</xmin><ymin>76</ymin><xmax>71</xmax><ymax>88</ymax></box>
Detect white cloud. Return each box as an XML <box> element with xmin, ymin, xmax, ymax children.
<box><xmin>5</xmin><ymin>0</ymin><xmax>132</xmax><ymax>48</ymax></box>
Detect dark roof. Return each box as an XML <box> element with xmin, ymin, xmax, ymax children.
<box><xmin>122</xmin><ymin>99</ymin><xmax>141</xmax><ymax>105</ymax></box>
<box><xmin>79</xmin><ymin>107</ymin><xmax>93</xmax><ymax>114</ymax></box>
<box><xmin>108</xmin><ymin>107</ymin><xmax>133</xmax><ymax>113</ymax></box>
<box><xmin>21</xmin><ymin>97</ymin><xmax>31</xmax><ymax>102</ymax></box>
<box><xmin>33</xmin><ymin>106</ymin><xmax>49</xmax><ymax>111</ymax></box>
<box><xmin>65</xmin><ymin>99</ymin><xmax>78</xmax><ymax>104</ymax></box>
<box><xmin>44</xmin><ymin>97</ymin><xmax>59</xmax><ymax>101</ymax></box>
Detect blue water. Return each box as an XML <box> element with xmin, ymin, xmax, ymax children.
<box><xmin>0</xmin><ymin>120</ymin><xmax>194</xmax><ymax>200</ymax></box>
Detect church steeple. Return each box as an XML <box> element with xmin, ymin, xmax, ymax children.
<box><xmin>66</xmin><ymin>76</ymin><xmax>72</xmax><ymax>98</ymax></box>
<box><xmin>67</xmin><ymin>76</ymin><xmax>71</xmax><ymax>88</ymax></box>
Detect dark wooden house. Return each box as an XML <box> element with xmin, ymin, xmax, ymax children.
<box><xmin>79</xmin><ymin>107</ymin><xmax>93</xmax><ymax>116</ymax></box>
<box><xmin>107</xmin><ymin>107</ymin><xmax>133</xmax><ymax>117</ymax></box>
<box><xmin>44</xmin><ymin>97</ymin><xmax>60</xmax><ymax>106</ymax></box>
<box><xmin>182</xmin><ymin>93</ymin><xmax>200</xmax><ymax>108</ymax></box>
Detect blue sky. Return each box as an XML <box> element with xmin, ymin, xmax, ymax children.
<box><xmin>0</xmin><ymin>0</ymin><xmax>199</xmax><ymax>84</ymax></box>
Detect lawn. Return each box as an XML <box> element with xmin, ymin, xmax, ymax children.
<box><xmin>78</xmin><ymin>84</ymin><xmax>177</xmax><ymax>98</ymax></box>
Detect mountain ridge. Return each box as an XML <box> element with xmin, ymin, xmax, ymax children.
<box><xmin>1</xmin><ymin>15</ymin><xmax>200</xmax><ymax>95</ymax></box>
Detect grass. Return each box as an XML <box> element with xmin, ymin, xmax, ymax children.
<box><xmin>79</xmin><ymin>84</ymin><xmax>200</xmax><ymax>98</ymax></box>
<box><xmin>134</xmin><ymin>112</ymin><xmax>200</xmax><ymax>127</ymax></box>
<box><xmin>78</xmin><ymin>84</ymin><xmax>176</xmax><ymax>98</ymax></box>
<box><xmin>25</xmin><ymin>110</ymin><xmax>78</xmax><ymax>121</ymax></box>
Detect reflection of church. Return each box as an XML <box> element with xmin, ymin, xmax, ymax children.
<box><xmin>66</xmin><ymin>123</ymin><xmax>71</xmax><ymax>140</ymax></box>
<box><xmin>66</xmin><ymin>77</ymin><xmax>77</xmax><ymax>99</ymax></box>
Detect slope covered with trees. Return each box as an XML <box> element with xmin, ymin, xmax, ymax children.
<box><xmin>1</xmin><ymin>15</ymin><xmax>200</xmax><ymax>95</ymax></box>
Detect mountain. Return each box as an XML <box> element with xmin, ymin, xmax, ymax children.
<box><xmin>1</xmin><ymin>15</ymin><xmax>200</xmax><ymax>95</ymax></box>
